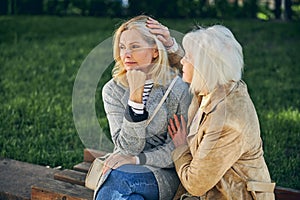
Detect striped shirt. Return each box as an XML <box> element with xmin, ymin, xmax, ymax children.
<box><xmin>128</xmin><ymin>79</ymin><xmax>154</xmax><ymax>114</ymax></box>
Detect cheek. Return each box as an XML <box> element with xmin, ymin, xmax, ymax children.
<box><xmin>189</xmin><ymin>65</ymin><xmax>194</xmax><ymax>77</ymax></box>
<box><xmin>183</xmin><ymin>64</ymin><xmax>194</xmax><ymax>83</ymax></box>
<box><xmin>136</xmin><ymin>51</ymin><xmax>153</xmax><ymax>64</ymax></box>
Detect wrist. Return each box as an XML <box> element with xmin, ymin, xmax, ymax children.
<box><xmin>129</xmin><ymin>93</ymin><xmax>143</xmax><ymax>103</ymax></box>
<box><xmin>129</xmin><ymin>87</ymin><xmax>144</xmax><ymax>103</ymax></box>
<box><xmin>165</xmin><ymin>37</ymin><xmax>174</xmax><ymax>48</ymax></box>
<box><xmin>166</xmin><ymin>38</ymin><xmax>178</xmax><ymax>53</ymax></box>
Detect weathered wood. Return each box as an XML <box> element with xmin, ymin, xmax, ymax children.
<box><xmin>54</xmin><ymin>169</ymin><xmax>87</xmax><ymax>186</ymax></box>
<box><xmin>31</xmin><ymin>179</ymin><xmax>93</xmax><ymax>200</ymax></box>
<box><xmin>73</xmin><ymin>162</ymin><xmax>91</xmax><ymax>173</ymax></box>
<box><xmin>84</xmin><ymin>148</ymin><xmax>108</xmax><ymax>163</ymax></box>
<box><xmin>275</xmin><ymin>186</ymin><xmax>300</xmax><ymax>200</ymax></box>
<box><xmin>0</xmin><ymin>158</ymin><xmax>56</xmax><ymax>200</ymax></box>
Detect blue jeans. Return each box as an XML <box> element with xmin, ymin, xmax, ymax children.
<box><xmin>96</xmin><ymin>164</ymin><xmax>159</xmax><ymax>200</ymax></box>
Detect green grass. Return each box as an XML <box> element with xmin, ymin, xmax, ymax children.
<box><xmin>0</xmin><ymin>16</ymin><xmax>299</xmax><ymax>189</ymax></box>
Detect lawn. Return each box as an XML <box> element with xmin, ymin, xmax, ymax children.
<box><xmin>0</xmin><ymin>16</ymin><xmax>299</xmax><ymax>189</ymax></box>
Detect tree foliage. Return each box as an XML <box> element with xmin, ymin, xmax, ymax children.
<box><xmin>0</xmin><ymin>0</ymin><xmax>299</xmax><ymax>20</ymax></box>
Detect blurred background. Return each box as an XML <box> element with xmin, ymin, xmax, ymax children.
<box><xmin>0</xmin><ymin>0</ymin><xmax>299</xmax><ymax>190</ymax></box>
<box><xmin>0</xmin><ymin>0</ymin><xmax>299</xmax><ymax>20</ymax></box>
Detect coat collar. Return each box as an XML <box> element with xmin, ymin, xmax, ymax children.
<box><xmin>201</xmin><ymin>81</ymin><xmax>239</xmax><ymax>114</ymax></box>
<box><xmin>187</xmin><ymin>81</ymin><xmax>241</xmax><ymax>143</ymax></box>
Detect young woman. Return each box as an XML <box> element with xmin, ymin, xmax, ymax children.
<box><xmin>95</xmin><ymin>15</ymin><xmax>191</xmax><ymax>200</ymax></box>
<box><xmin>168</xmin><ymin>25</ymin><xmax>275</xmax><ymax>200</ymax></box>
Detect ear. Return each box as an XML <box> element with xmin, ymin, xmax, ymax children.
<box><xmin>152</xmin><ymin>48</ymin><xmax>159</xmax><ymax>59</ymax></box>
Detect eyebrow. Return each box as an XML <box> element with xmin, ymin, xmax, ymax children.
<box><xmin>119</xmin><ymin>41</ymin><xmax>141</xmax><ymax>45</ymax></box>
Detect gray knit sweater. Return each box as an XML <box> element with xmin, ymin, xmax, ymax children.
<box><xmin>101</xmin><ymin>76</ymin><xmax>191</xmax><ymax>200</ymax></box>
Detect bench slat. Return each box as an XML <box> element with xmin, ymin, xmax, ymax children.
<box><xmin>275</xmin><ymin>186</ymin><xmax>300</xmax><ymax>200</ymax></box>
<box><xmin>31</xmin><ymin>179</ymin><xmax>93</xmax><ymax>200</ymax></box>
<box><xmin>73</xmin><ymin>162</ymin><xmax>91</xmax><ymax>173</ymax></box>
<box><xmin>54</xmin><ymin>169</ymin><xmax>86</xmax><ymax>186</ymax></box>
<box><xmin>84</xmin><ymin>149</ymin><xmax>108</xmax><ymax>163</ymax></box>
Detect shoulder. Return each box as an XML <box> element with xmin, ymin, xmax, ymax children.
<box><xmin>227</xmin><ymin>81</ymin><xmax>252</xmax><ymax>107</ymax></box>
<box><xmin>102</xmin><ymin>79</ymin><xmax>127</xmax><ymax>99</ymax></box>
<box><xmin>174</xmin><ymin>76</ymin><xmax>189</xmax><ymax>89</ymax></box>
<box><xmin>165</xmin><ymin>76</ymin><xmax>190</xmax><ymax>104</ymax></box>
<box><xmin>223</xmin><ymin>81</ymin><xmax>258</xmax><ymax>127</ymax></box>
<box><xmin>171</xmin><ymin>76</ymin><xmax>190</xmax><ymax>96</ymax></box>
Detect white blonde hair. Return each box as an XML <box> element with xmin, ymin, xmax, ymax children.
<box><xmin>182</xmin><ymin>25</ymin><xmax>244</xmax><ymax>94</ymax></box>
<box><xmin>112</xmin><ymin>15</ymin><xmax>176</xmax><ymax>87</ymax></box>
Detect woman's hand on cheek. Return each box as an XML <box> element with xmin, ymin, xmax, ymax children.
<box><xmin>126</xmin><ymin>70</ymin><xmax>146</xmax><ymax>103</ymax></box>
<box><xmin>168</xmin><ymin>115</ymin><xmax>188</xmax><ymax>147</ymax></box>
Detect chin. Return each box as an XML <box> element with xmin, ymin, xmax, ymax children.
<box><xmin>125</xmin><ymin>66</ymin><xmax>136</xmax><ymax>71</ymax></box>
<box><xmin>182</xmin><ymin>76</ymin><xmax>190</xmax><ymax>83</ymax></box>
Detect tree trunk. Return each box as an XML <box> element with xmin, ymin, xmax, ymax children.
<box><xmin>274</xmin><ymin>0</ymin><xmax>282</xmax><ymax>19</ymax></box>
<box><xmin>285</xmin><ymin>0</ymin><xmax>293</xmax><ymax>20</ymax></box>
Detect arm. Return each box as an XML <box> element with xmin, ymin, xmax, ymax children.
<box><xmin>141</xmin><ymin>80</ymin><xmax>191</xmax><ymax>168</ymax></box>
<box><xmin>102</xmin><ymin>81</ymin><xmax>147</xmax><ymax>155</ymax></box>
<box><xmin>172</xmin><ymin>118</ymin><xmax>244</xmax><ymax>196</ymax></box>
<box><xmin>146</xmin><ymin>17</ymin><xmax>184</xmax><ymax>73</ymax></box>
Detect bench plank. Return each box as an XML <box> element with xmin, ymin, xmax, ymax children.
<box><xmin>0</xmin><ymin>158</ymin><xmax>55</xmax><ymax>200</ymax></box>
<box><xmin>84</xmin><ymin>149</ymin><xmax>108</xmax><ymax>163</ymax></box>
<box><xmin>275</xmin><ymin>186</ymin><xmax>300</xmax><ymax>200</ymax></box>
<box><xmin>54</xmin><ymin>169</ymin><xmax>87</xmax><ymax>186</ymax></box>
<box><xmin>73</xmin><ymin>162</ymin><xmax>91</xmax><ymax>173</ymax></box>
<box><xmin>31</xmin><ymin>179</ymin><xmax>93</xmax><ymax>200</ymax></box>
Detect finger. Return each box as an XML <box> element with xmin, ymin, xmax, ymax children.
<box><xmin>169</xmin><ymin>118</ymin><xmax>177</xmax><ymax>132</ymax></box>
<box><xmin>102</xmin><ymin>164</ymin><xmax>110</xmax><ymax>175</ymax></box>
<box><xmin>146</xmin><ymin>17</ymin><xmax>160</xmax><ymax>25</ymax></box>
<box><xmin>168</xmin><ymin>125</ymin><xmax>174</xmax><ymax>139</ymax></box>
<box><xmin>111</xmin><ymin>161</ymin><xmax>119</xmax><ymax>169</ymax></box>
<box><xmin>146</xmin><ymin>21</ymin><xmax>161</xmax><ymax>28</ymax></box>
<box><xmin>174</xmin><ymin>114</ymin><xmax>181</xmax><ymax>130</ymax></box>
<box><xmin>181</xmin><ymin>115</ymin><xmax>187</xmax><ymax>131</ymax></box>
<box><xmin>126</xmin><ymin>70</ymin><xmax>146</xmax><ymax>87</ymax></box>
<box><xmin>149</xmin><ymin>28</ymin><xmax>169</xmax><ymax>36</ymax></box>
<box><xmin>104</xmin><ymin>155</ymin><xmax>119</xmax><ymax>168</ymax></box>
<box><xmin>156</xmin><ymin>35</ymin><xmax>167</xmax><ymax>44</ymax></box>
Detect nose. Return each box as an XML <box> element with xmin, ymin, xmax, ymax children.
<box><xmin>180</xmin><ymin>57</ymin><xmax>185</xmax><ymax>65</ymax></box>
<box><xmin>124</xmin><ymin>49</ymin><xmax>132</xmax><ymax>57</ymax></box>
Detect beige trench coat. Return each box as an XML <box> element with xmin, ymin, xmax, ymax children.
<box><xmin>172</xmin><ymin>81</ymin><xmax>275</xmax><ymax>200</ymax></box>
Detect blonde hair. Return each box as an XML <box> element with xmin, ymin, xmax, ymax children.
<box><xmin>183</xmin><ymin>25</ymin><xmax>244</xmax><ymax>95</ymax></box>
<box><xmin>112</xmin><ymin>15</ymin><xmax>176</xmax><ymax>87</ymax></box>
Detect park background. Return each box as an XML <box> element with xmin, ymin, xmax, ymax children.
<box><xmin>0</xmin><ymin>0</ymin><xmax>299</xmax><ymax>190</ymax></box>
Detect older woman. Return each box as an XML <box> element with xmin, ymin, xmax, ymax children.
<box><xmin>168</xmin><ymin>25</ymin><xmax>275</xmax><ymax>200</ymax></box>
<box><xmin>95</xmin><ymin>15</ymin><xmax>191</xmax><ymax>200</ymax></box>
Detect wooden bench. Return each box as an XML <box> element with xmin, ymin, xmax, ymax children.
<box><xmin>31</xmin><ymin>148</ymin><xmax>300</xmax><ymax>200</ymax></box>
<box><xmin>30</xmin><ymin>149</ymin><xmax>106</xmax><ymax>200</ymax></box>
<box><xmin>1</xmin><ymin>149</ymin><xmax>299</xmax><ymax>199</ymax></box>
<box><xmin>0</xmin><ymin>158</ymin><xmax>56</xmax><ymax>200</ymax></box>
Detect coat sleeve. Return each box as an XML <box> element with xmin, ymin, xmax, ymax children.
<box><xmin>168</xmin><ymin>43</ymin><xmax>184</xmax><ymax>74</ymax></box>
<box><xmin>172</xmin><ymin>105</ymin><xmax>244</xmax><ymax>196</ymax></box>
<box><xmin>102</xmin><ymin>81</ymin><xmax>147</xmax><ymax>155</ymax></box>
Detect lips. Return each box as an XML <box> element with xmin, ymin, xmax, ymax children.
<box><xmin>124</xmin><ymin>61</ymin><xmax>138</xmax><ymax>67</ymax></box>
<box><xmin>125</xmin><ymin>62</ymin><xmax>136</xmax><ymax>65</ymax></box>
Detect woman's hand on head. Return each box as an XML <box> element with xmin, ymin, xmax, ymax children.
<box><xmin>146</xmin><ymin>17</ymin><xmax>174</xmax><ymax>48</ymax></box>
<box><xmin>168</xmin><ymin>115</ymin><xmax>188</xmax><ymax>147</ymax></box>
<box><xmin>126</xmin><ymin>70</ymin><xmax>146</xmax><ymax>103</ymax></box>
